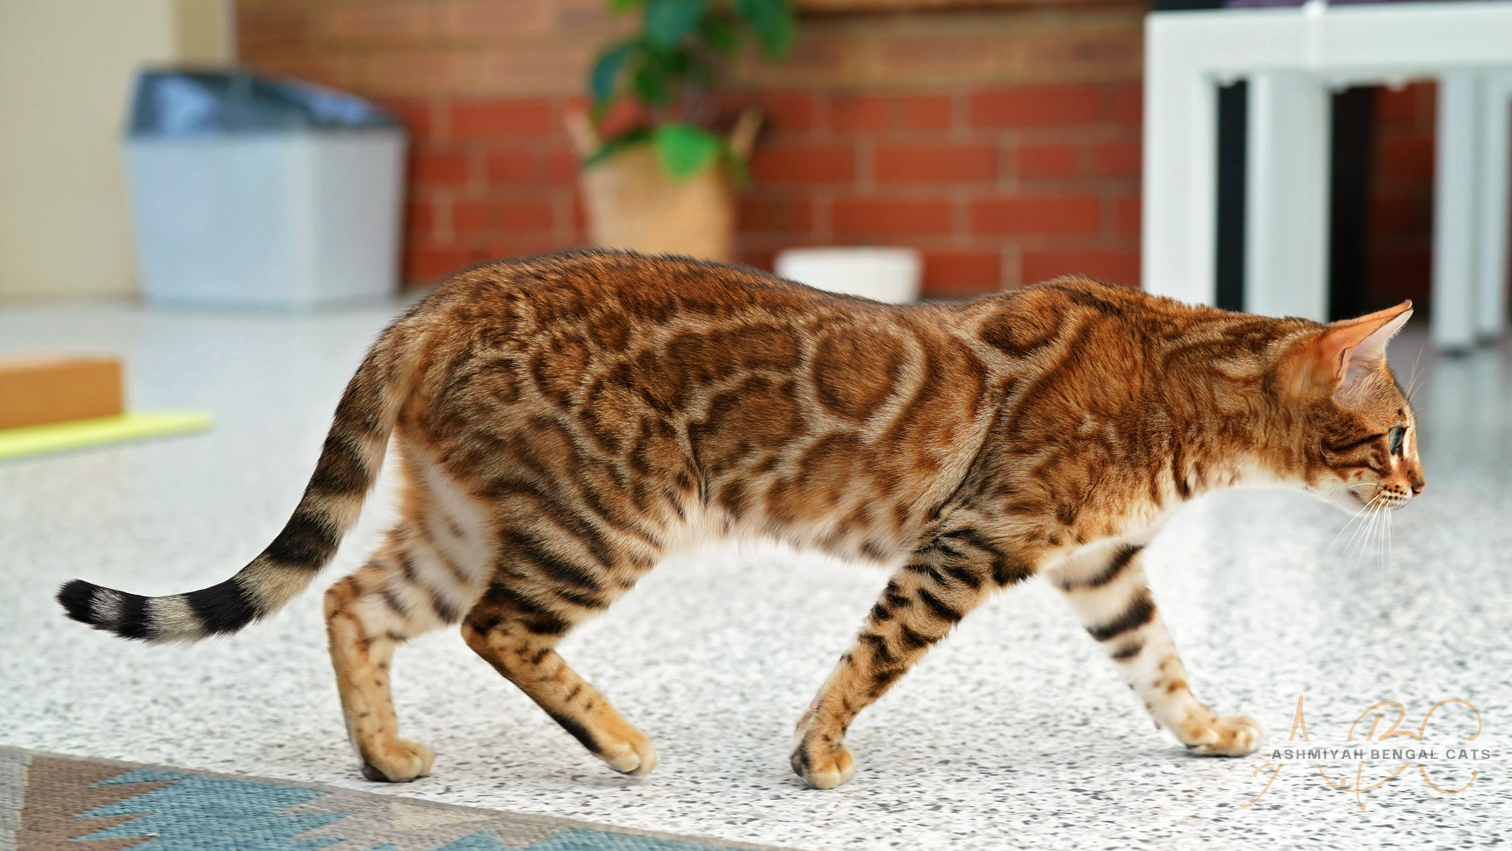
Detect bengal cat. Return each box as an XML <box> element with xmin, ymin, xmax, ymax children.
<box><xmin>58</xmin><ymin>249</ymin><xmax>1424</xmax><ymax>789</ymax></box>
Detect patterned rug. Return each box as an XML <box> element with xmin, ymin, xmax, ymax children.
<box><xmin>0</xmin><ymin>747</ymin><xmax>787</xmax><ymax>851</ymax></box>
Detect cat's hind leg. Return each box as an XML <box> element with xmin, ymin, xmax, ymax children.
<box><xmin>1055</xmin><ymin>544</ymin><xmax>1264</xmax><ymax>755</ymax></box>
<box><xmin>461</xmin><ymin>577</ymin><xmax>657</xmax><ymax>776</ymax></box>
<box><xmin>324</xmin><ymin>527</ymin><xmax>471</xmax><ymax>782</ymax></box>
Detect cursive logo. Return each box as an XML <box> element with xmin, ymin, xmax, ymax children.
<box><xmin>1244</xmin><ymin>695</ymin><xmax>1485</xmax><ymax>810</ymax></box>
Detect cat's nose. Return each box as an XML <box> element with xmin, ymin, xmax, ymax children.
<box><xmin>1410</xmin><ymin>482</ymin><xmax>1425</xmax><ymax>496</ymax></box>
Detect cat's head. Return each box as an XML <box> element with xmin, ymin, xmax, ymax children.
<box><xmin>1272</xmin><ymin>302</ymin><xmax>1424</xmax><ymax>513</ymax></box>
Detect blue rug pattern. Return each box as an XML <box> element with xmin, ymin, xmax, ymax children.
<box><xmin>0</xmin><ymin>747</ymin><xmax>787</xmax><ymax>851</ymax></box>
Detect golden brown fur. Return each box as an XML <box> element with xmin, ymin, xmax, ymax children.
<box><xmin>60</xmin><ymin>249</ymin><xmax>1424</xmax><ymax>789</ymax></box>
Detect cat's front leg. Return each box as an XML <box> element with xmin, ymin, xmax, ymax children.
<box><xmin>791</xmin><ymin>527</ymin><xmax>1036</xmax><ymax>789</ymax></box>
<box><xmin>1055</xmin><ymin>543</ymin><xmax>1264</xmax><ymax>756</ymax></box>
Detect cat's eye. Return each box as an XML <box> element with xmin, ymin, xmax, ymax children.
<box><xmin>1388</xmin><ymin>426</ymin><xmax>1406</xmax><ymax>455</ymax></box>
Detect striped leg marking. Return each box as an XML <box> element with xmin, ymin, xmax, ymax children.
<box><xmin>1058</xmin><ymin>545</ymin><xmax>1263</xmax><ymax>756</ymax></box>
<box><xmin>791</xmin><ymin>528</ymin><xmax>1024</xmax><ymax>789</ymax></box>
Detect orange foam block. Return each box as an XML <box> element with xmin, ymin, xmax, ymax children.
<box><xmin>0</xmin><ymin>356</ymin><xmax>124</xmax><ymax>430</ymax></box>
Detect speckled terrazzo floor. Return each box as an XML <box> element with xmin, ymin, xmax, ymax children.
<box><xmin>1</xmin><ymin>300</ymin><xmax>1508</xmax><ymax>850</ymax></box>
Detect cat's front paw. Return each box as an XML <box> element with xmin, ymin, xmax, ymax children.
<box><xmin>597</xmin><ymin>728</ymin><xmax>658</xmax><ymax>776</ymax></box>
<box><xmin>360</xmin><ymin>738</ymin><xmax>434</xmax><ymax>782</ymax></box>
<box><xmin>1181</xmin><ymin>714</ymin><xmax>1265</xmax><ymax>757</ymax></box>
<box><xmin>790</xmin><ymin>733</ymin><xmax>856</xmax><ymax>789</ymax></box>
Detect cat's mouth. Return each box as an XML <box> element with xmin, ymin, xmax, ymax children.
<box><xmin>1313</xmin><ymin>481</ymin><xmax>1411</xmax><ymax>514</ymax></box>
<box><xmin>1346</xmin><ymin>484</ymin><xmax>1413</xmax><ymax>511</ymax></box>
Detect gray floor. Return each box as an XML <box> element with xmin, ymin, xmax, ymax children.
<box><xmin>1</xmin><ymin>300</ymin><xmax>1508</xmax><ymax>850</ymax></box>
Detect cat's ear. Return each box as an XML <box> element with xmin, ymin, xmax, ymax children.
<box><xmin>1285</xmin><ymin>301</ymin><xmax>1412</xmax><ymax>397</ymax></box>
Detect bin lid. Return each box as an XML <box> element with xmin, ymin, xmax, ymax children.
<box><xmin>127</xmin><ymin>69</ymin><xmax>400</xmax><ymax>137</ymax></box>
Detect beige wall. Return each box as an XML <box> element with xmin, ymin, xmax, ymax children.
<box><xmin>0</xmin><ymin>0</ymin><xmax>231</xmax><ymax>300</ymax></box>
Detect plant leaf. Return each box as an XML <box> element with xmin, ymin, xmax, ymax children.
<box><xmin>583</xmin><ymin>128</ymin><xmax>654</xmax><ymax>167</ymax></box>
<box><xmin>733</xmin><ymin>0</ymin><xmax>794</xmax><ymax>58</ymax></box>
<box><xmin>699</xmin><ymin>16</ymin><xmax>740</xmax><ymax>55</ymax></box>
<box><xmin>631</xmin><ymin>54</ymin><xmax>672</xmax><ymax>107</ymax></box>
<box><xmin>664</xmin><ymin>47</ymin><xmax>692</xmax><ymax>75</ymax></box>
<box><xmin>590</xmin><ymin>41</ymin><xmax>639</xmax><ymax>106</ymax></box>
<box><xmin>688</xmin><ymin>52</ymin><xmax>719</xmax><ymax>87</ymax></box>
<box><xmin>644</xmin><ymin>0</ymin><xmax>710</xmax><ymax>50</ymax></box>
<box><xmin>609</xmin><ymin>0</ymin><xmax>644</xmax><ymax>12</ymax></box>
<box><xmin>653</xmin><ymin>122</ymin><xmax>722</xmax><ymax>179</ymax></box>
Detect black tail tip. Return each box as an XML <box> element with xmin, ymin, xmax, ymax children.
<box><xmin>57</xmin><ymin>579</ymin><xmax>98</xmax><ymax>625</ymax></box>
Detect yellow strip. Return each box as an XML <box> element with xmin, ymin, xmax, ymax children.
<box><xmin>0</xmin><ymin>411</ymin><xmax>214</xmax><ymax>461</ymax></box>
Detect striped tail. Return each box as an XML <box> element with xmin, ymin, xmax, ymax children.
<box><xmin>57</xmin><ymin>319</ymin><xmax>423</xmax><ymax>644</ymax></box>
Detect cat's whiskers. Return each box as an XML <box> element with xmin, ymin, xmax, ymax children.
<box><xmin>1348</xmin><ymin>494</ymin><xmax>1394</xmax><ymax>578</ymax></box>
<box><xmin>1336</xmin><ymin>491</ymin><xmax>1387</xmax><ymax>573</ymax></box>
<box><xmin>1324</xmin><ymin>484</ymin><xmax>1382</xmax><ymax>556</ymax></box>
<box><xmin>1373</xmin><ymin>501</ymin><xmax>1392</xmax><ymax>575</ymax></box>
<box><xmin>1343</xmin><ymin>499</ymin><xmax>1375</xmax><ymax>563</ymax></box>
<box><xmin>1365</xmin><ymin>522</ymin><xmax>1380</xmax><ymax>576</ymax></box>
<box><xmin>1327</xmin><ymin>498</ymin><xmax>1374</xmax><ymax>554</ymax></box>
<box><xmin>1384</xmin><ymin>504</ymin><xmax>1394</xmax><ymax>574</ymax></box>
<box><xmin>1342</xmin><ymin>503</ymin><xmax>1377</xmax><ymax>575</ymax></box>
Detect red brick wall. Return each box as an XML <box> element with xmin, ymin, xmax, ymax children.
<box><xmin>736</xmin><ymin>83</ymin><xmax>1141</xmax><ymax>296</ymax></box>
<box><xmin>237</xmin><ymin>1</ymin><xmax>1145</xmax><ymax>298</ymax></box>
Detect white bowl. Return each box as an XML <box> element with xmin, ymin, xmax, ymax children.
<box><xmin>774</xmin><ymin>246</ymin><xmax>922</xmax><ymax>304</ymax></box>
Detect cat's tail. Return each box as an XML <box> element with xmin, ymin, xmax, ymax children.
<box><xmin>56</xmin><ymin>313</ymin><xmax>428</xmax><ymax>644</ymax></box>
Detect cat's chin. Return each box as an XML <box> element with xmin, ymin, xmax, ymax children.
<box><xmin>1308</xmin><ymin>483</ymin><xmax>1394</xmax><ymax>514</ymax></box>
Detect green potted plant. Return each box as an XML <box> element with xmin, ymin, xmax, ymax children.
<box><xmin>566</xmin><ymin>0</ymin><xmax>796</xmax><ymax>262</ymax></box>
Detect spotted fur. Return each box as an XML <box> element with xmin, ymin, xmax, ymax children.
<box><xmin>58</xmin><ymin>249</ymin><xmax>1424</xmax><ymax>788</ymax></box>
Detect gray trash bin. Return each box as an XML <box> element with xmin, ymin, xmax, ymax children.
<box><xmin>123</xmin><ymin>70</ymin><xmax>407</xmax><ymax>308</ymax></box>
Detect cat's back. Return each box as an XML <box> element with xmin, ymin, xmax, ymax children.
<box><xmin>962</xmin><ymin>274</ymin><xmax>1296</xmax><ymax>369</ymax></box>
<box><xmin>402</xmin><ymin>249</ymin><xmax>943</xmax><ymax>426</ymax></box>
<box><xmin>423</xmin><ymin>249</ymin><xmax>887</xmax><ymax>340</ymax></box>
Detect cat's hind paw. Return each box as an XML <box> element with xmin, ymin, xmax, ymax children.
<box><xmin>1183</xmin><ymin>714</ymin><xmax>1265</xmax><ymax>757</ymax></box>
<box><xmin>790</xmin><ymin>735</ymin><xmax>856</xmax><ymax>789</ymax></box>
<box><xmin>360</xmin><ymin>738</ymin><xmax>434</xmax><ymax>782</ymax></box>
